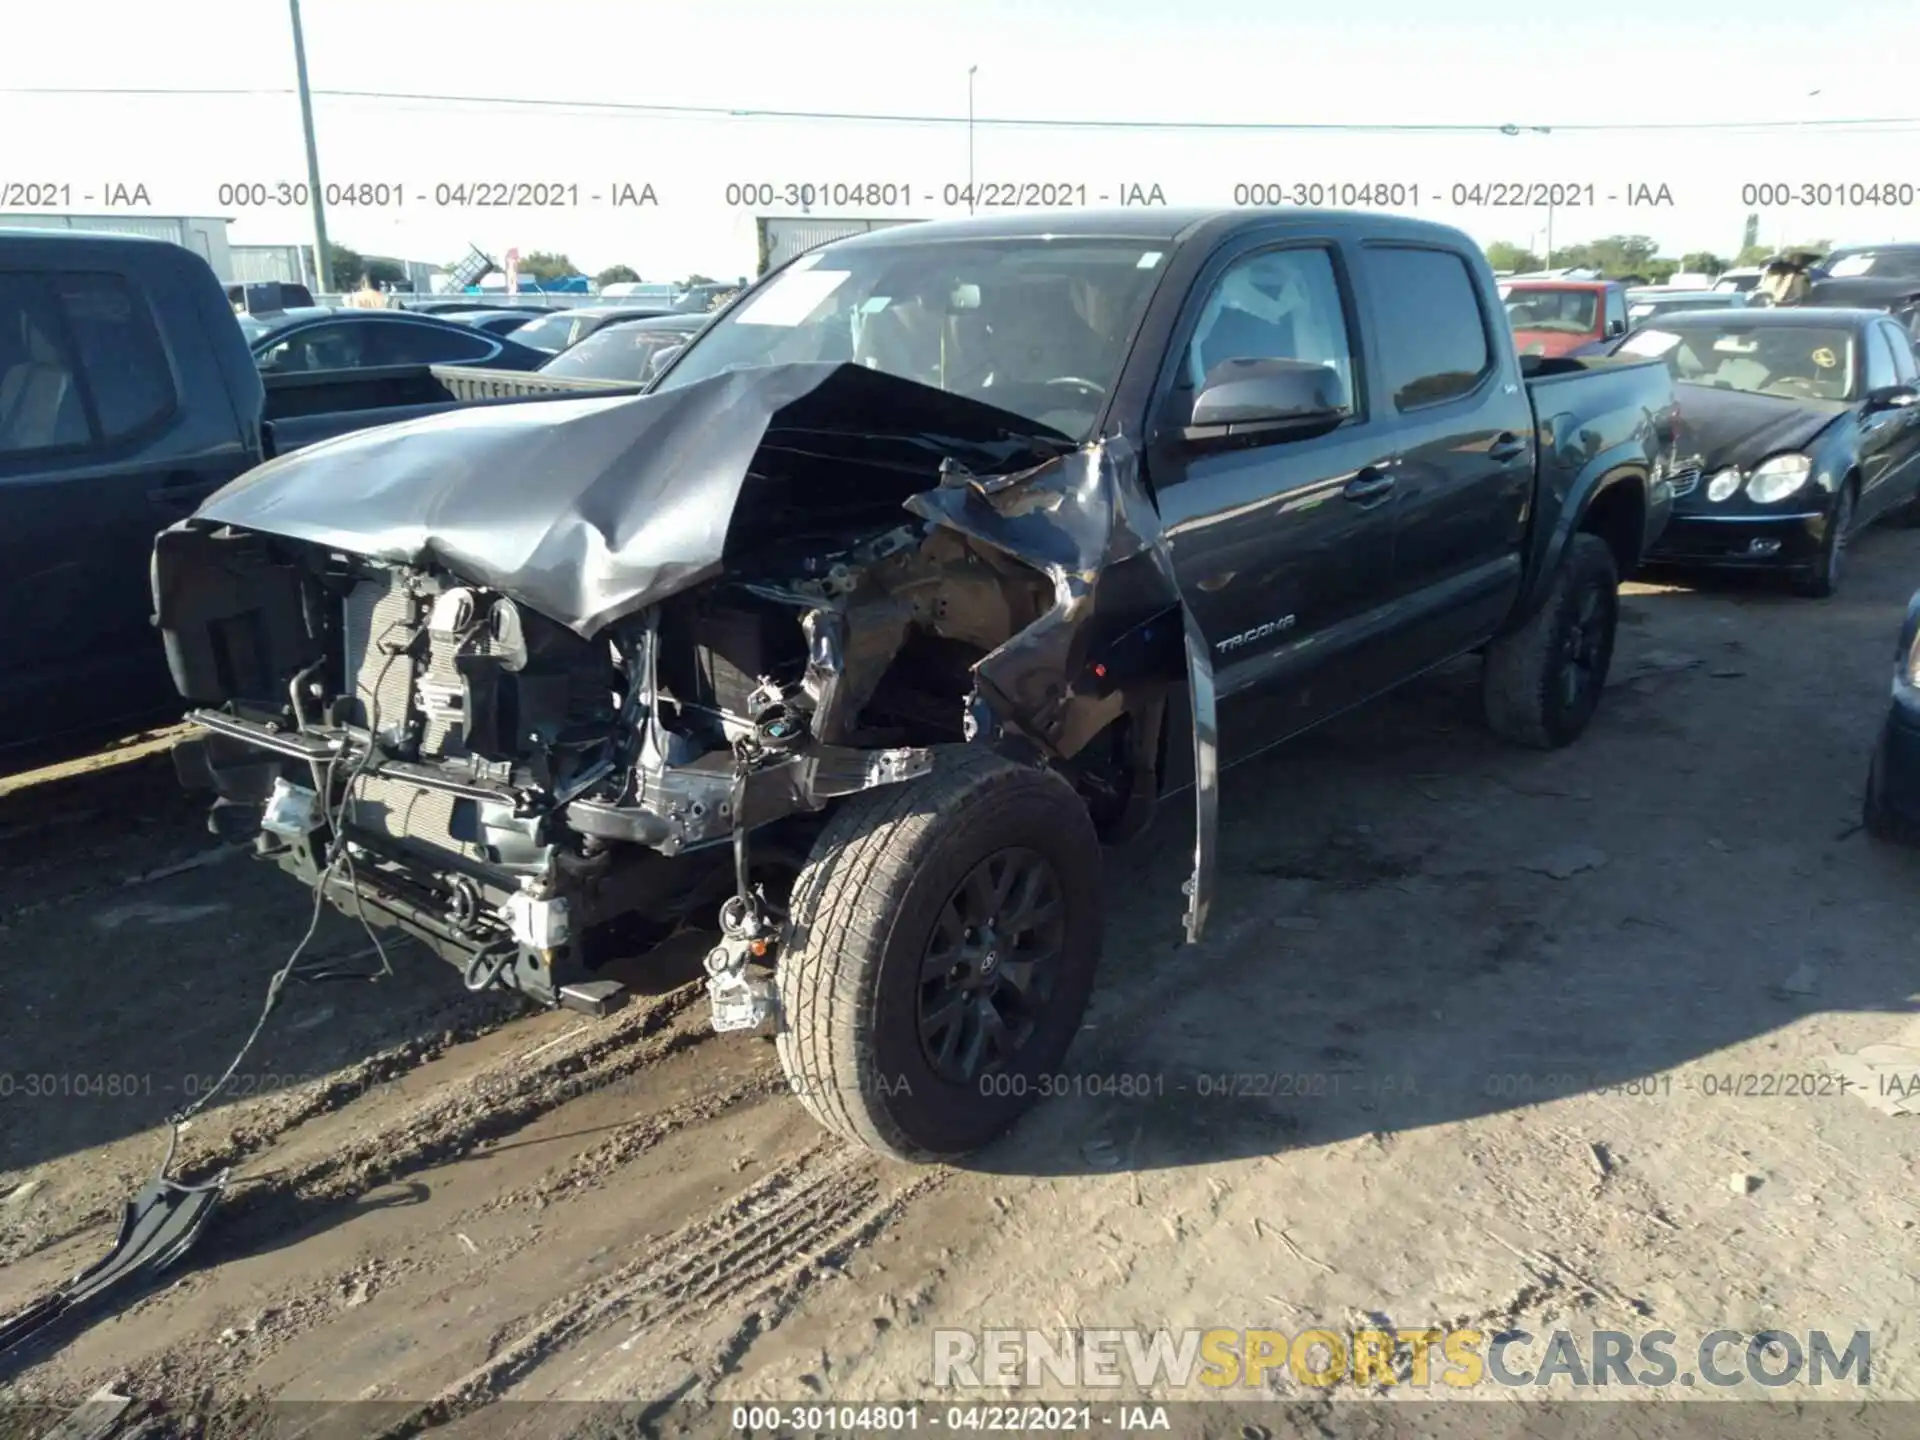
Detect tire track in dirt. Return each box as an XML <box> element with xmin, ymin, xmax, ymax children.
<box><xmin>196</xmin><ymin>984</ymin><xmax>715</xmax><ymax>1253</ymax></box>
<box><xmin>0</xmin><ymin>990</ymin><xmax>517</xmax><ymax>1270</ymax></box>
<box><xmin>365</xmin><ymin>1143</ymin><xmax>946</xmax><ymax>1435</ymax></box>
<box><xmin>0</xmin><ymin>983</ymin><xmax>712</xmax><ymax>1279</ymax></box>
<box><xmin>81</xmin><ymin>1046</ymin><xmax>798</xmax><ymax>1405</ymax></box>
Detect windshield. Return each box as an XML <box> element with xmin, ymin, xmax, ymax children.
<box><xmin>1628</xmin><ymin>295</ymin><xmax>1734</xmax><ymax>324</ymax></box>
<box><xmin>540</xmin><ymin>323</ymin><xmax>702</xmax><ymax>382</ymax></box>
<box><xmin>1822</xmin><ymin>250</ymin><xmax>1920</xmax><ymax>281</ymax></box>
<box><xmin>652</xmin><ymin>239</ymin><xmax>1172</xmax><ymax>441</ymax></box>
<box><xmin>506</xmin><ymin>311</ymin><xmax>585</xmax><ymax>353</ymax></box>
<box><xmin>1618</xmin><ymin>323</ymin><xmax>1857</xmax><ymax>401</ymax></box>
<box><xmin>1503</xmin><ymin>287</ymin><xmax>1600</xmax><ymax>334</ymax></box>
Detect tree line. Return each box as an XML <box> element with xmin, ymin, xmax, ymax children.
<box><xmin>478</xmin><ymin>251</ymin><xmax>721</xmax><ymax>289</ymax></box>
<box><xmin>1483</xmin><ymin>234</ymin><xmax>1831</xmax><ymax>282</ymax></box>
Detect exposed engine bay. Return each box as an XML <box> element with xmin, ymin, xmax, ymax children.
<box><xmin>152</xmin><ymin>362</ymin><xmax>1216</xmax><ymax>1026</ymax></box>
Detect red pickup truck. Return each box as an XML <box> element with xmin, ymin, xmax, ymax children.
<box><xmin>1502</xmin><ymin>279</ymin><xmax>1630</xmax><ymax>358</ymax></box>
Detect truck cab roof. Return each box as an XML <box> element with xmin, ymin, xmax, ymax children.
<box><xmin>817</xmin><ymin>207</ymin><xmax>1483</xmax><ymax>256</ymax></box>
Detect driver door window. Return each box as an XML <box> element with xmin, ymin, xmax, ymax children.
<box><xmin>1182</xmin><ymin>246</ymin><xmax>1356</xmax><ymax>410</ymax></box>
<box><xmin>1867</xmin><ymin>329</ymin><xmax>1900</xmax><ymax>393</ymax></box>
<box><xmin>1885</xmin><ymin>324</ymin><xmax>1920</xmax><ymax>385</ymax></box>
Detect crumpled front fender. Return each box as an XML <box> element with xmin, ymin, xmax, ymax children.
<box><xmin>905</xmin><ymin>438</ymin><xmax>1216</xmax><ymax>942</ymax></box>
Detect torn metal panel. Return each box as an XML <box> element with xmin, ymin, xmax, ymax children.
<box><xmin>187</xmin><ymin>362</ymin><xmax>1071</xmax><ymax>640</ymax></box>
<box><xmin>905</xmin><ymin>438</ymin><xmax>1218</xmax><ymax>941</ymax></box>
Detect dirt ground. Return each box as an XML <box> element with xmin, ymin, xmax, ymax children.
<box><xmin>2</xmin><ymin>529</ymin><xmax>1919</xmax><ymax>1438</ymax></box>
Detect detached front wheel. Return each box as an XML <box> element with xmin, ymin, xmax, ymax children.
<box><xmin>774</xmin><ymin>747</ymin><xmax>1103</xmax><ymax>1161</ymax></box>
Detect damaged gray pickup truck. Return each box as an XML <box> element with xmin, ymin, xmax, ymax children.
<box><xmin>155</xmin><ymin>209</ymin><xmax>1678</xmax><ymax>1161</ymax></box>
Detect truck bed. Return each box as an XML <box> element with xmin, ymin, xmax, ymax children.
<box><xmin>1520</xmin><ymin>352</ymin><xmax>1678</xmax><ymax>570</ymax></box>
<box><xmin>262</xmin><ymin>364</ymin><xmax>646</xmax><ymax>456</ymax></box>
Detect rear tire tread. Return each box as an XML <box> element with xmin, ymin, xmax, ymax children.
<box><xmin>1482</xmin><ymin>532</ymin><xmax>1620</xmax><ymax>750</ymax></box>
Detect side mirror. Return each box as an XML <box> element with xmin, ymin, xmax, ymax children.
<box><xmin>1187</xmin><ymin>358</ymin><xmax>1347</xmax><ymax>441</ymax></box>
<box><xmin>1607</xmin><ymin>319</ymin><xmax>1626</xmax><ymax>337</ymax></box>
<box><xmin>643</xmin><ymin>344</ymin><xmax>685</xmax><ymax>382</ymax></box>
<box><xmin>1868</xmin><ymin>384</ymin><xmax>1918</xmax><ymax>411</ymax></box>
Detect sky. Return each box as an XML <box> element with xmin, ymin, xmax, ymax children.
<box><xmin>4</xmin><ymin>0</ymin><xmax>1919</xmax><ymax>280</ymax></box>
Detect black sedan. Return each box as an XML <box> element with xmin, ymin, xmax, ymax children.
<box><xmin>535</xmin><ymin>313</ymin><xmax>708</xmax><ymax>383</ymax></box>
<box><xmin>245</xmin><ymin>309</ymin><xmax>548</xmax><ymax>374</ymax></box>
<box><xmin>1608</xmin><ymin>308</ymin><xmax>1920</xmax><ymax>596</ymax></box>
<box><xmin>1864</xmin><ymin>587</ymin><xmax>1920</xmax><ymax>844</ymax></box>
<box><xmin>506</xmin><ymin>304</ymin><xmax>678</xmax><ymax>355</ymax></box>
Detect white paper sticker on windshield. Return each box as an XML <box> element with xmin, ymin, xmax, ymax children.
<box><xmin>1137</xmin><ymin>251</ymin><xmax>1164</xmax><ymax>269</ymax></box>
<box><xmin>859</xmin><ymin>296</ymin><xmax>893</xmax><ymax>313</ymax></box>
<box><xmin>1828</xmin><ymin>255</ymin><xmax>1873</xmax><ymax>278</ymax></box>
<box><xmin>1619</xmin><ymin>330</ymin><xmax>1682</xmax><ymax>357</ymax></box>
<box><xmin>734</xmin><ymin>269</ymin><xmax>851</xmax><ymax>327</ymax></box>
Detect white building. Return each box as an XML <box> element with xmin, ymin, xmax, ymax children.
<box><xmin>0</xmin><ymin>213</ymin><xmax>232</xmax><ymax>279</ymax></box>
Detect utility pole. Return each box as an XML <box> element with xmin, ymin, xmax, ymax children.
<box><xmin>967</xmin><ymin>66</ymin><xmax>978</xmax><ymax>215</ymax></box>
<box><xmin>289</xmin><ymin>0</ymin><xmax>333</xmax><ymax>293</ymax></box>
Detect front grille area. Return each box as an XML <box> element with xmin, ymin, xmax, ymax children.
<box><xmin>1668</xmin><ymin>466</ymin><xmax>1701</xmax><ymax>499</ymax></box>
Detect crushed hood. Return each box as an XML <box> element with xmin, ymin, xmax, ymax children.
<box><xmin>192</xmin><ymin>362</ymin><xmax>1072</xmax><ymax>637</ymax></box>
<box><xmin>1807</xmin><ymin>277</ymin><xmax>1920</xmax><ymax>313</ymax></box>
<box><xmin>1672</xmin><ymin>382</ymin><xmax>1845</xmax><ymax>487</ymax></box>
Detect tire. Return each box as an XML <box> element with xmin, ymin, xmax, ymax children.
<box><xmin>774</xmin><ymin>745</ymin><xmax>1103</xmax><ymax>1161</ymax></box>
<box><xmin>1863</xmin><ymin>738</ymin><xmax>1920</xmax><ymax>846</ymax></box>
<box><xmin>1791</xmin><ymin>481</ymin><xmax>1855</xmax><ymax>598</ymax></box>
<box><xmin>1482</xmin><ymin>532</ymin><xmax>1620</xmax><ymax>750</ymax></box>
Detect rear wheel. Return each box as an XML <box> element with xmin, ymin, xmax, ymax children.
<box><xmin>1863</xmin><ymin>734</ymin><xmax>1920</xmax><ymax>846</ymax></box>
<box><xmin>774</xmin><ymin>746</ymin><xmax>1103</xmax><ymax>1161</ymax></box>
<box><xmin>1792</xmin><ymin>482</ymin><xmax>1855</xmax><ymax>598</ymax></box>
<box><xmin>1482</xmin><ymin>532</ymin><xmax>1620</xmax><ymax>750</ymax></box>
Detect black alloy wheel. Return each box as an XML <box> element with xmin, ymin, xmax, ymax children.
<box><xmin>916</xmin><ymin>847</ymin><xmax>1067</xmax><ymax>1085</ymax></box>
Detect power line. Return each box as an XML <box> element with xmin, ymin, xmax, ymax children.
<box><xmin>5</xmin><ymin>85</ymin><xmax>1919</xmax><ymax>134</ymax></box>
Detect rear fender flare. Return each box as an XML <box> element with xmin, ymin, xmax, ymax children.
<box><xmin>1512</xmin><ymin>457</ymin><xmax>1648</xmax><ymax>629</ymax></box>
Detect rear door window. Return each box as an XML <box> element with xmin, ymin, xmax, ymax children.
<box><xmin>54</xmin><ymin>272</ymin><xmax>175</xmax><ymax>441</ymax></box>
<box><xmin>258</xmin><ymin>322</ymin><xmax>365</xmax><ymax>372</ymax></box>
<box><xmin>1357</xmin><ymin>246</ymin><xmax>1495</xmax><ymax>410</ymax></box>
<box><xmin>361</xmin><ymin>321</ymin><xmax>497</xmax><ymax>366</ymax></box>
<box><xmin>0</xmin><ymin>272</ymin><xmax>93</xmax><ymax>454</ymax></box>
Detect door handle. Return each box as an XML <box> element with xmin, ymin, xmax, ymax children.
<box><xmin>1488</xmin><ymin>432</ymin><xmax>1529</xmax><ymax>462</ymax></box>
<box><xmin>1343</xmin><ymin>470</ymin><xmax>1396</xmax><ymax>505</ymax></box>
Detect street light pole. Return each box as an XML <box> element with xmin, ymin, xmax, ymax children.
<box><xmin>289</xmin><ymin>0</ymin><xmax>333</xmax><ymax>293</ymax></box>
<box><xmin>967</xmin><ymin>66</ymin><xmax>978</xmax><ymax>215</ymax></box>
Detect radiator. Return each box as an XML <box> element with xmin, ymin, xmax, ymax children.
<box><xmin>339</xmin><ymin>572</ymin><xmax>485</xmax><ymax>861</ymax></box>
<box><xmin>342</xmin><ymin>573</ymin><xmax>416</xmax><ymax>735</ymax></box>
